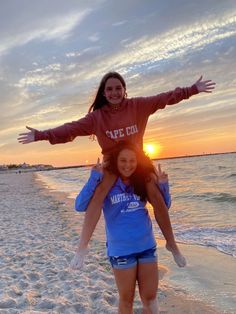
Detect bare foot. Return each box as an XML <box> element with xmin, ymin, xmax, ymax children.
<box><xmin>166</xmin><ymin>243</ymin><xmax>186</xmax><ymax>267</ymax></box>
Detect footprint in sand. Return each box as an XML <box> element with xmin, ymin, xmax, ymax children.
<box><xmin>0</xmin><ymin>299</ymin><xmax>17</xmax><ymax>309</ymax></box>
<box><xmin>90</xmin><ymin>291</ymin><xmax>100</xmax><ymax>301</ymax></box>
<box><xmin>104</xmin><ymin>293</ymin><xmax>116</xmax><ymax>305</ymax></box>
<box><xmin>35</xmin><ymin>299</ymin><xmax>56</xmax><ymax>310</ymax></box>
<box><xmin>18</xmin><ymin>280</ymin><xmax>29</xmax><ymax>289</ymax></box>
<box><xmin>27</xmin><ymin>272</ymin><xmax>40</xmax><ymax>281</ymax></box>
<box><xmin>7</xmin><ymin>286</ymin><xmax>23</xmax><ymax>298</ymax></box>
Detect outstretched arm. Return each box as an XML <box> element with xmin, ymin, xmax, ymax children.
<box><xmin>136</xmin><ymin>76</ymin><xmax>216</xmax><ymax>116</ymax></box>
<box><xmin>17</xmin><ymin>113</ymin><xmax>95</xmax><ymax>145</ymax></box>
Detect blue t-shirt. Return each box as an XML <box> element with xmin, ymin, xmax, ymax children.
<box><xmin>75</xmin><ymin>170</ymin><xmax>171</xmax><ymax>256</ymax></box>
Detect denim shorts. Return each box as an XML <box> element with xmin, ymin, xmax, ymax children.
<box><xmin>109</xmin><ymin>246</ymin><xmax>157</xmax><ymax>269</ymax></box>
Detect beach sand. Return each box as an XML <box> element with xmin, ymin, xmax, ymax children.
<box><xmin>0</xmin><ymin>171</ymin><xmax>230</xmax><ymax>313</ymax></box>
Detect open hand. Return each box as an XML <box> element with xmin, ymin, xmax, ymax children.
<box><xmin>194</xmin><ymin>76</ymin><xmax>216</xmax><ymax>93</ymax></box>
<box><xmin>17</xmin><ymin>126</ymin><xmax>37</xmax><ymax>144</ymax></box>
<box><xmin>92</xmin><ymin>158</ymin><xmax>103</xmax><ymax>173</ymax></box>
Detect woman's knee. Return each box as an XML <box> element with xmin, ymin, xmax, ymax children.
<box><xmin>119</xmin><ymin>297</ymin><xmax>134</xmax><ymax>310</ymax></box>
<box><xmin>141</xmin><ymin>292</ymin><xmax>157</xmax><ymax>306</ymax></box>
<box><xmin>142</xmin><ymin>297</ymin><xmax>158</xmax><ymax>313</ymax></box>
<box><xmin>96</xmin><ymin>172</ymin><xmax>116</xmax><ymax>195</ymax></box>
<box><xmin>119</xmin><ymin>289</ymin><xmax>135</xmax><ymax>302</ymax></box>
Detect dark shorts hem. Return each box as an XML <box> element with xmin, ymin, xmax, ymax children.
<box><xmin>109</xmin><ymin>246</ymin><xmax>157</xmax><ymax>270</ymax></box>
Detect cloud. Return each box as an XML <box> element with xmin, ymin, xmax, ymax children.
<box><xmin>114</xmin><ymin>13</ymin><xmax>236</xmax><ymax>74</ymax></box>
<box><xmin>7</xmin><ymin>8</ymin><xmax>235</xmax><ymax>133</ymax></box>
<box><xmin>17</xmin><ymin>63</ymin><xmax>62</xmax><ymax>88</ymax></box>
<box><xmin>1</xmin><ymin>1</ymin><xmax>236</xmax><ymax>165</ymax></box>
<box><xmin>0</xmin><ymin>143</ymin><xmax>6</xmax><ymax>149</ymax></box>
<box><xmin>88</xmin><ymin>33</ymin><xmax>100</xmax><ymax>42</ymax></box>
<box><xmin>59</xmin><ymin>11</ymin><xmax>236</xmax><ymax>86</ymax></box>
<box><xmin>0</xmin><ymin>10</ymin><xmax>91</xmax><ymax>56</ymax></box>
<box><xmin>112</xmin><ymin>20</ymin><xmax>127</xmax><ymax>27</ymax></box>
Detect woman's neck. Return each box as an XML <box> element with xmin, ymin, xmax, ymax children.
<box><xmin>109</xmin><ymin>103</ymin><xmax>122</xmax><ymax>110</ymax></box>
<box><xmin>121</xmin><ymin>177</ymin><xmax>130</xmax><ymax>185</ymax></box>
<box><xmin>108</xmin><ymin>98</ymin><xmax>125</xmax><ymax>110</ymax></box>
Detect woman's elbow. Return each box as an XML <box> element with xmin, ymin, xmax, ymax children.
<box><xmin>74</xmin><ymin>196</ymin><xmax>87</xmax><ymax>212</ymax></box>
<box><xmin>167</xmin><ymin>199</ymin><xmax>171</xmax><ymax>209</ymax></box>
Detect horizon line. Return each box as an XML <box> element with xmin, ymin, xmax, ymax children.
<box><xmin>1</xmin><ymin>150</ymin><xmax>235</xmax><ymax>170</ymax></box>
<box><xmin>52</xmin><ymin>150</ymin><xmax>236</xmax><ymax>170</ymax></box>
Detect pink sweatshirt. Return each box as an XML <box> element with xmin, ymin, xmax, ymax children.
<box><xmin>35</xmin><ymin>85</ymin><xmax>198</xmax><ymax>154</ymax></box>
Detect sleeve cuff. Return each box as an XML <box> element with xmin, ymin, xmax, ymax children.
<box><xmin>89</xmin><ymin>169</ymin><xmax>103</xmax><ymax>182</ymax></box>
<box><xmin>34</xmin><ymin>130</ymin><xmax>43</xmax><ymax>141</ymax></box>
<box><xmin>159</xmin><ymin>182</ymin><xmax>169</xmax><ymax>191</ymax></box>
<box><xmin>191</xmin><ymin>84</ymin><xmax>199</xmax><ymax>95</ymax></box>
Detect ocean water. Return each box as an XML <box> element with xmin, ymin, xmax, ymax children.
<box><xmin>36</xmin><ymin>152</ymin><xmax>236</xmax><ymax>258</ymax></box>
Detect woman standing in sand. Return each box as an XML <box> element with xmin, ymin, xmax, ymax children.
<box><xmin>72</xmin><ymin>141</ymin><xmax>171</xmax><ymax>313</ymax></box>
<box><xmin>18</xmin><ymin>72</ymin><xmax>215</xmax><ymax>269</ymax></box>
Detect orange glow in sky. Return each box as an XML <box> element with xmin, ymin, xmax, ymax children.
<box><xmin>0</xmin><ymin>2</ymin><xmax>236</xmax><ymax>167</ymax></box>
<box><xmin>144</xmin><ymin>143</ymin><xmax>162</xmax><ymax>158</ymax></box>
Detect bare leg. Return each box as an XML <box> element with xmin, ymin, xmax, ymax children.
<box><xmin>137</xmin><ymin>262</ymin><xmax>159</xmax><ymax>314</ymax></box>
<box><xmin>113</xmin><ymin>266</ymin><xmax>137</xmax><ymax>314</ymax></box>
<box><xmin>146</xmin><ymin>179</ymin><xmax>186</xmax><ymax>267</ymax></box>
<box><xmin>77</xmin><ymin>170</ymin><xmax>117</xmax><ymax>251</ymax></box>
<box><xmin>70</xmin><ymin>171</ymin><xmax>117</xmax><ymax>270</ymax></box>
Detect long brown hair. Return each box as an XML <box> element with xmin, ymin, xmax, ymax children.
<box><xmin>88</xmin><ymin>72</ymin><xmax>126</xmax><ymax>112</ymax></box>
<box><xmin>105</xmin><ymin>141</ymin><xmax>155</xmax><ymax>201</ymax></box>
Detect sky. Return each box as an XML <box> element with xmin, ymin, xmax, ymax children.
<box><xmin>0</xmin><ymin>0</ymin><xmax>236</xmax><ymax>166</ymax></box>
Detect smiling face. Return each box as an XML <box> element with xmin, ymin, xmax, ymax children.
<box><xmin>104</xmin><ymin>77</ymin><xmax>126</xmax><ymax>105</ymax></box>
<box><xmin>117</xmin><ymin>148</ymin><xmax>137</xmax><ymax>180</ymax></box>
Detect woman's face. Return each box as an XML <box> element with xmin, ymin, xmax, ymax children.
<box><xmin>104</xmin><ymin>78</ymin><xmax>126</xmax><ymax>105</ymax></box>
<box><xmin>117</xmin><ymin>149</ymin><xmax>137</xmax><ymax>179</ymax></box>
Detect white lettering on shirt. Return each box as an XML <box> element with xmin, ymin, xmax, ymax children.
<box><xmin>105</xmin><ymin>124</ymin><xmax>138</xmax><ymax>139</ymax></box>
<box><xmin>110</xmin><ymin>193</ymin><xmax>143</xmax><ymax>213</ymax></box>
<box><xmin>126</xmin><ymin>124</ymin><xmax>138</xmax><ymax>136</ymax></box>
<box><xmin>106</xmin><ymin>130</ymin><xmax>112</xmax><ymax>138</ymax></box>
<box><xmin>110</xmin><ymin>193</ymin><xmax>140</xmax><ymax>204</ymax></box>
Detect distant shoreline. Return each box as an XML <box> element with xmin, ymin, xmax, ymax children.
<box><xmin>1</xmin><ymin>151</ymin><xmax>235</xmax><ymax>173</ymax></box>
<box><xmin>52</xmin><ymin>150</ymin><xmax>236</xmax><ymax>170</ymax></box>
<box><xmin>154</xmin><ymin>150</ymin><xmax>236</xmax><ymax>162</ymax></box>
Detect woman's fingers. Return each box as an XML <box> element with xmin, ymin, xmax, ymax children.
<box><xmin>26</xmin><ymin>126</ymin><xmax>35</xmax><ymax>131</ymax></box>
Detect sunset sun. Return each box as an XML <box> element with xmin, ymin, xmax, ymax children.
<box><xmin>144</xmin><ymin>143</ymin><xmax>161</xmax><ymax>157</ymax></box>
